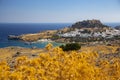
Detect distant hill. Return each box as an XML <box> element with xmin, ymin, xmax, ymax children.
<box><xmin>115</xmin><ymin>26</ymin><xmax>120</xmax><ymax>30</ymax></box>
<box><xmin>71</xmin><ymin>19</ymin><xmax>109</xmax><ymax>29</ymax></box>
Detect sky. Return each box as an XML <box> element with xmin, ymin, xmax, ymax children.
<box><xmin>0</xmin><ymin>0</ymin><xmax>120</xmax><ymax>23</ymax></box>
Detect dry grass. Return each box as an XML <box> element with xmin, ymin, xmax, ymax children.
<box><xmin>0</xmin><ymin>44</ymin><xmax>119</xmax><ymax>61</ymax></box>
<box><xmin>20</xmin><ymin>30</ymin><xmax>57</xmax><ymax>41</ymax></box>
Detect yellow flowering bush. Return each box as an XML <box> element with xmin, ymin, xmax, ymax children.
<box><xmin>0</xmin><ymin>44</ymin><xmax>120</xmax><ymax>80</ymax></box>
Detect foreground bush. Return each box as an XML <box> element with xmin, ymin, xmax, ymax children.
<box><xmin>60</xmin><ymin>43</ymin><xmax>81</xmax><ymax>51</ymax></box>
<box><xmin>0</xmin><ymin>44</ymin><xmax>120</xmax><ymax>80</ymax></box>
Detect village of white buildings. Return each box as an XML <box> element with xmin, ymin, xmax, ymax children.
<box><xmin>58</xmin><ymin>28</ymin><xmax>120</xmax><ymax>39</ymax></box>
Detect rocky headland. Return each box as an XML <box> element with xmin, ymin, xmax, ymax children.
<box><xmin>8</xmin><ymin>30</ymin><xmax>57</xmax><ymax>42</ymax></box>
<box><xmin>8</xmin><ymin>19</ymin><xmax>120</xmax><ymax>45</ymax></box>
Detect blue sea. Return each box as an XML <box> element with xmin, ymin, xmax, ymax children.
<box><xmin>0</xmin><ymin>23</ymin><xmax>119</xmax><ymax>48</ymax></box>
<box><xmin>0</xmin><ymin>23</ymin><xmax>71</xmax><ymax>48</ymax></box>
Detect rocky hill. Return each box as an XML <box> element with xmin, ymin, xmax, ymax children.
<box><xmin>56</xmin><ymin>20</ymin><xmax>120</xmax><ymax>43</ymax></box>
<box><xmin>71</xmin><ymin>19</ymin><xmax>109</xmax><ymax>29</ymax></box>
<box><xmin>115</xmin><ymin>26</ymin><xmax>120</xmax><ymax>30</ymax></box>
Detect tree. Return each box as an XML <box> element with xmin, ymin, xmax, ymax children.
<box><xmin>60</xmin><ymin>43</ymin><xmax>81</xmax><ymax>51</ymax></box>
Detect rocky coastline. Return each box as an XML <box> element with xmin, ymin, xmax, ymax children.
<box><xmin>8</xmin><ymin>35</ymin><xmax>21</xmax><ymax>40</ymax></box>
<box><xmin>8</xmin><ymin>20</ymin><xmax>120</xmax><ymax>45</ymax></box>
<box><xmin>8</xmin><ymin>30</ymin><xmax>57</xmax><ymax>42</ymax></box>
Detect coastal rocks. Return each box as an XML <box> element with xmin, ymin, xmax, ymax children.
<box><xmin>8</xmin><ymin>35</ymin><xmax>21</xmax><ymax>40</ymax></box>
<box><xmin>8</xmin><ymin>30</ymin><xmax>57</xmax><ymax>42</ymax></box>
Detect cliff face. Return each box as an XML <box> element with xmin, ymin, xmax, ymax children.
<box><xmin>71</xmin><ymin>19</ymin><xmax>109</xmax><ymax>29</ymax></box>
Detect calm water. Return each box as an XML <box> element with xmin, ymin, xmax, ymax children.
<box><xmin>0</xmin><ymin>23</ymin><xmax>119</xmax><ymax>48</ymax></box>
<box><xmin>0</xmin><ymin>23</ymin><xmax>71</xmax><ymax>48</ymax></box>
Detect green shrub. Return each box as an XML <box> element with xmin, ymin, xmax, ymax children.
<box><xmin>60</xmin><ymin>43</ymin><xmax>81</xmax><ymax>51</ymax></box>
<box><xmin>52</xmin><ymin>35</ymin><xmax>61</xmax><ymax>40</ymax></box>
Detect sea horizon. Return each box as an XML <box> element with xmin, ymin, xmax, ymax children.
<box><xmin>0</xmin><ymin>22</ymin><xmax>120</xmax><ymax>26</ymax></box>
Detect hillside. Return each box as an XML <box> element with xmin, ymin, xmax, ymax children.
<box><xmin>56</xmin><ymin>20</ymin><xmax>120</xmax><ymax>43</ymax></box>
<box><xmin>8</xmin><ymin>30</ymin><xmax>57</xmax><ymax>42</ymax></box>
<box><xmin>0</xmin><ymin>44</ymin><xmax>120</xmax><ymax>80</ymax></box>
<box><xmin>71</xmin><ymin>19</ymin><xmax>109</xmax><ymax>29</ymax></box>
